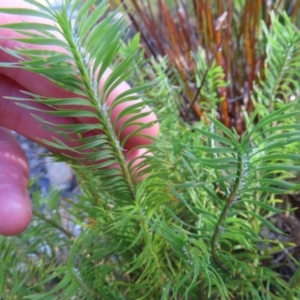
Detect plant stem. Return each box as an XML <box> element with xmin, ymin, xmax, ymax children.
<box><xmin>33</xmin><ymin>210</ymin><xmax>74</xmax><ymax>239</ymax></box>
<box><xmin>186</xmin><ymin>34</ymin><xmax>224</xmax><ymax>118</ymax></box>
<box><xmin>211</xmin><ymin>152</ymin><xmax>245</xmax><ymax>273</ymax></box>
<box><xmin>59</xmin><ymin>14</ymin><xmax>136</xmax><ymax>200</ymax></box>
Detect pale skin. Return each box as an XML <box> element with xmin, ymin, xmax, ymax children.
<box><xmin>0</xmin><ymin>1</ymin><xmax>159</xmax><ymax>236</ymax></box>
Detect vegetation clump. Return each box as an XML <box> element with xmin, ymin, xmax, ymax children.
<box><xmin>1</xmin><ymin>0</ymin><xmax>300</xmax><ymax>299</ymax></box>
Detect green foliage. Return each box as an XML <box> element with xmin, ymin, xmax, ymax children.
<box><xmin>0</xmin><ymin>1</ymin><xmax>300</xmax><ymax>299</ymax></box>
<box><xmin>254</xmin><ymin>11</ymin><xmax>300</xmax><ymax>112</ymax></box>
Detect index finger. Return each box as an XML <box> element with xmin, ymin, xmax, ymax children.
<box><xmin>0</xmin><ymin>0</ymin><xmax>159</xmax><ymax>151</ymax></box>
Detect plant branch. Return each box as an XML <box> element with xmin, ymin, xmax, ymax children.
<box><xmin>185</xmin><ymin>34</ymin><xmax>225</xmax><ymax>118</ymax></box>
<box><xmin>59</xmin><ymin>13</ymin><xmax>136</xmax><ymax>200</ymax></box>
<box><xmin>211</xmin><ymin>151</ymin><xmax>245</xmax><ymax>273</ymax></box>
<box><xmin>33</xmin><ymin>210</ymin><xmax>74</xmax><ymax>239</ymax></box>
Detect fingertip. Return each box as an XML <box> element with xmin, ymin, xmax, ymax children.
<box><xmin>0</xmin><ymin>190</ymin><xmax>32</xmax><ymax>236</ymax></box>
<box><xmin>126</xmin><ymin>148</ymin><xmax>154</xmax><ymax>182</ymax></box>
<box><xmin>0</xmin><ymin>127</ymin><xmax>32</xmax><ymax>236</ymax></box>
<box><xmin>121</xmin><ymin>110</ymin><xmax>160</xmax><ymax>150</ymax></box>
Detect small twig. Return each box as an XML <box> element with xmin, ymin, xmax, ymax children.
<box><xmin>33</xmin><ymin>210</ymin><xmax>74</xmax><ymax>239</ymax></box>
<box><xmin>121</xmin><ymin>0</ymin><xmax>158</xmax><ymax>59</ymax></box>
<box><xmin>185</xmin><ymin>33</ymin><xmax>225</xmax><ymax>118</ymax></box>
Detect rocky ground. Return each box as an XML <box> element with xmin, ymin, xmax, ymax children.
<box><xmin>14</xmin><ymin>133</ymin><xmax>79</xmax><ymax>202</ymax></box>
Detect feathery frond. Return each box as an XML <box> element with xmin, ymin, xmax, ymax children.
<box><xmin>0</xmin><ymin>0</ymin><xmax>153</xmax><ymax>203</ymax></box>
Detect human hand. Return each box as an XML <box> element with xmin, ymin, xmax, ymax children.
<box><xmin>0</xmin><ymin>1</ymin><xmax>159</xmax><ymax>236</ymax></box>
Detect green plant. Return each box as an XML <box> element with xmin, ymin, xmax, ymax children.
<box><xmin>0</xmin><ymin>0</ymin><xmax>300</xmax><ymax>299</ymax></box>
<box><xmin>119</xmin><ymin>0</ymin><xmax>300</xmax><ymax>130</ymax></box>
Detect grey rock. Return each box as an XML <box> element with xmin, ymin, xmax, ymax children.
<box><xmin>45</xmin><ymin>157</ymin><xmax>74</xmax><ymax>190</ymax></box>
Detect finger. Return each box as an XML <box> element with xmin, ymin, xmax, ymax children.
<box><xmin>0</xmin><ymin>126</ymin><xmax>31</xmax><ymax>236</ymax></box>
<box><xmin>0</xmin><ymin>1</ymin><xmax>159</xmax><ymax>151</ymax></box>
<box><xmin>0</xmin><ymin>75</ymin><xmax>147</xmax><ymax>168</ymax></box>
<box><xmin>0</xmin><ymin>74</ymin><xmax>83</xmax><ymax>155</ymax></box>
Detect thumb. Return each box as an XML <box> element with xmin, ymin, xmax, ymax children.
<box><xmin>0</xmin><ymin>127</ymin><xmax>31</xmax><ymax>236</ymax></box>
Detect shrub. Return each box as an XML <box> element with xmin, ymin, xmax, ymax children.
<box><xmin>0</xmin><ymin>0</ymin><xmax>300</xmax><ymax>299</ymax></box>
